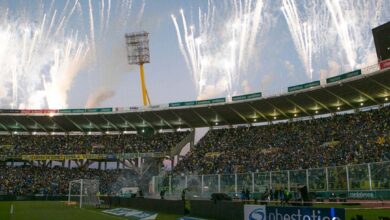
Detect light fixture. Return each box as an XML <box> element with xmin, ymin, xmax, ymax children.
<box><xmin>294</xmin><ymin>114</ymin><xmax>297</xmax><ymax>117</ymax></box>
<box><xmin>273</xmin><ymin>116</ymin><xmax>277</xmax><ymax>120</ymax></box>
<box><xmin>385</xmin><ymin>97</ymin><xmax>388</xmax><ymax>101</ymax></box>
<box><xmin>254</xmin><ymin>119</ymin><xmax>257</xmax><ymax>122</ymax></box>
<box><xmin>315</xmin><ymin>110</ymin><xmax>318</xmax><ymax>114</ymax></box>
<box><xmin>337</xmin><ymin>107</ymin><xmax>340</xmax><ymax>110</ymax></box>
<box><xmin>215</xmin><ymin>122</ymin><xmax>219</xmax><ymax>126</ymax></box>
<box><xmin>360</xmin><ymin>102</ymin><xmax>364</xmax><ymax>106</ymax></box>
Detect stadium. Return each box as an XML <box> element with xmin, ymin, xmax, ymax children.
<box><xmin>0</xmin><ymin>1</ymin><xmax>390</xmax><ymax>220</ymax></box>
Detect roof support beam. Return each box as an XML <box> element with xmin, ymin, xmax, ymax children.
<box><xmin>245</xmin><ymin>103</ymin><xmax>269</xmax><ymax>122</ymax></box>
<box><xmin>323</xmin><ymin>88</ymin><xmax>355</xmax><ymax>109</ymax></box>
<box><xmin>170</xmin><ymin>110</ymin><xmax>192</xmax><ymax>129</ymax></box>
<box><xmin>27</xmin><ymin>117</ymin><xmax>49</xmax><ymax>133</ymax></box>
<box><xmin>227</xmin><ymin>105</ymin><xmax>250</xmax><ymax>124</ymax></box>
<box><xmin>10</xmin><ymin>117</ymin><xmax>29</xmax><ymax>132</ymax></box>
<box><xmin>369</xmin><ymin>78</ymin><xmax>390</xmax><ymax>91</ymax></box>
<box><xmin>100</xmin><ymin>115</ymin><xmax>121</xmax><ymax>132</ymax></box>
<box><xmin>83</xmin><ymin>115</ymin><xmax>103</xmax><ymax>132</ymax></box>
<box><xmin>0</xmin><ymin>121</ymin><xmax>10</xmax><ymax>132</ymax></box>
<box><xmin>264</xmin><ymin>100</ymin><xmax>289</xmax><ymax>119</ymax></box>
<box><xmin>285</xmin><ymin>98</ymin><xmax>312</xmax><ymax>117</ymax></box>
<box><xmin>346</xmin><ymin>84</ymin><xmax>379</xmax><ymax>104</ymax></box>
<box><xmin>48</xmin><ymin>117</ymin><xmax>67</xmax><ymax>132</ymax></box>
<box><xmin>117</xmin><ymin>115</ymin><xmax>137</xmax><ymax>131</ymax></box>
<box><xmin>191</xmin><ymin>109</ymin><xmax>211</xmax><ymax>127</ymax></box>
<box><xmin>209</xmin><ymin>107</ymin><xmax>229</xmax><ymax>125</ymax></box>
<box><xmin>151</xmin><ymin>112</ymin><xmax>175</xmax><ymax>130</ymax></box>
<box><xmin>304</xmin><ymin>94</ymin><xmax>333</xmax><ymax>113</ymax></box>
<box><xmin>136</xmin><ymin>113</ymin><xmax>156</xmax><ymax>130</ymax></box>
<box><xmin>64</xmin><ymin>115</ymin><xmax>85</xmax><ymax>132</ymax></box>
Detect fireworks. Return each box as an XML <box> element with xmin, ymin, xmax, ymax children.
<box><xmin>171</xmin><ymin>0</ymin><xmax>267</xmax><ymax>100</ymax></box>
<box><xmin>0</xmin><ymin>0</ymin><xmax>144</xmax><ymax>109</ymax></box>
<box><xmin>282</xmin><ymin>0</ymin><xmax>389</xmax><ymax>80</ymax></box>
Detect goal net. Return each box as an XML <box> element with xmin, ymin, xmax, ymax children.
<box><xmin>68</xmin><ymin>179</ymin><xmax>100</xmax><ymax>208</ymax></box>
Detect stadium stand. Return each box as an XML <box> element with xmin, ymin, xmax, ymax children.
<box><xmin>0</xmin><ymin>132</ymin><xmax>189</xmax><ymax>155</ymax></box>
<box><xmin>174</xmin><ymin>105</ymin><xmax>390</xmax><ymax>174</ymax></box>
<box><xmin>0</xmin><ymin>166</ymin><xmax>125</xmax><ymax>195</ymax></box>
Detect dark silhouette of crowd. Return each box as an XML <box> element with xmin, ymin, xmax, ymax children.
<box><xmin>175</xmin><ymin>106</ymin><xmax>390</xmax><ymax>174</ymax></box>
<box><xmin>0</xmin><ymin>132</ymin><xmax>189</xmax><ymax>155</ymax></box>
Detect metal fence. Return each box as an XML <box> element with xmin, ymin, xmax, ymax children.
<box><xmin>152</xmin><ymin>161</ymin><xmax>390</xmax><ymax>197</ymax></box>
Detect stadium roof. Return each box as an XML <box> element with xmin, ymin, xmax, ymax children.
<box><xmin>0</xmin><ymin>67</ymin><xmax>389</xmax><ymax>133</ymax></box>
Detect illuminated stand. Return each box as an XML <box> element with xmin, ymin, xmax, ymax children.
<box><xmin>125</xmin><ymin>32</ymin><xmax>151</xmax><ymax>106</ymax></box>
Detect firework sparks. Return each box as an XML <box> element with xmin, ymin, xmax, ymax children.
<box><xmin>0</xmin><ymin>0</ymin><xmax>145</xmax><ymax>109</ymax></box>
<box><xmin>172</xmin><ymin>0</ymin><xmax>267</xmax><ymax>99</ymax></box>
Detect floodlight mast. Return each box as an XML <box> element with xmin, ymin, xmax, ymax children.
<box><xmin>125</xmin><ymin>31</ymin><xmax>151</xmax><ymax>106</ymax></box>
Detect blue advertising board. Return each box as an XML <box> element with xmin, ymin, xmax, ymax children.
<box><xmin>244</xmin><ymin>205</ymin><xmax>345</xmax><ymax>220</ymax></box>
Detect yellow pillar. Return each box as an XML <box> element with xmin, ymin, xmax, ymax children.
<box><xmin>139</xmin><ymin>64</ymin><xmax>149</xmax><ymax>106</ymax></box>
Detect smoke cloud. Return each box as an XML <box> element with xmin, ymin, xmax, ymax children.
<box><xmin>85</xmin><ymin>89</ymin><xmax>115</xmax><ymax>108</ymax></box>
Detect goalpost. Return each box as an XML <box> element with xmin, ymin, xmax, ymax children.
<box><xmin>68</xmin><ymin>179</ymin><xmax>100</xmax><ymax>208</ymax></box>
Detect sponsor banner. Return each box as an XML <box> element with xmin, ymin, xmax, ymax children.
<box><xmin>348</xmin><ymin>191</ymin><xmax>375</xmax><ymax>199</ymax></box>
<box><xmin>196</xmin><ymin>97</ymin><xmax>225</xmax><ymax>105</ymax></box>
<box><xmin>169</xmin><ymin>101</ymin><xmax>197</xmax><ymax>107</ymax></box>
<box><xmin>169</xmin><ymin>98</ymin><xmax>226</xmax><ymax>108</ymax></box>
<box><xmin>288</xmin><ymin>81</ymin><xmax>320</xmax><ymax>92</ymax></box>
<box><xmin>116</xmin><ymin>152</ymin><xmax>165</xmax><ymax>159</ymax></box>
<box><xmin>244</xmin><ymin>205</ymin><xmax>345</xmax><ymax>220</ymax></box>
<box><xmin>0</xmin><ymin>109</ymin><xmax>22</xmax><ymax>113</ymax></box>
<box><xmin>85</xmin><ymin>108</ymin><xmax>112</xmax><ymax>113</ymax></box>
<box><xmin>380</xmin><ymin>59</ymin><xmax>390</xmax><ymax>69</ymax></box>
<box><xmin>21</xmin><ymin>154</ymin><xmax>106</xmax><ymax>161</ymax></box>
<box><xmin>102</xmin><ymin>208</ymin><xmax>157</xmax><ymax>220</ymax></box>
<box><xmin>58</xmin><ymin>109</ymin><xmax>86</xmax><ymax>113</ymax></box>
<box><xmin>232</xmin><ymin>92</ymin><xmax>262</xmax><ymax>101</ymax></box>
<box><xmin>59</xmin><ymin>108</ymin><xmax>112</xmax><ymax>113</ymax></box>
<box><xmin>326</xmin><ymin>69</ymin><xmax>361</xmax><ymax>84</ymax></box>
<box><xmin>245</xmin><ymin>205</ymin><xmax>266</xmax><ymax>220</ymax></box>
<box><xmin>5</xmin><ymin>152</ymin><xmax>165</xmax><ymax>161</ymax></box>
<box><xmin>20</xmin><ymin>109</ymin><xmax>58</xmax><ymax>114</ymax></box>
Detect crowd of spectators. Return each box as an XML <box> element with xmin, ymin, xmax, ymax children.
<box><xmin>1</xmin><ymin>106</ymin><xmax>390</xmax><ymax>196</ymax></box>
<box><xmin>0</xmin><ymin>132</ymin><xmax>189</xmax><ymax>155</ymax></box>
<box><xmin>0</xmin><ymin>166</ymin><xmax>128</xmax><ymax>195</ymax></box>
<box><xmin>175</xmin><ymin>106</ymin><xmax>390</xmax><ymax>174</ymax></box>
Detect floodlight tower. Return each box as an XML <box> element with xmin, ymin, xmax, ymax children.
<box><xmin>125</xmin><ymin>31</ymin><xmax>151</xmax><ymax>106</ymax></box>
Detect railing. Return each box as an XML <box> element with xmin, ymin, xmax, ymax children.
<box><xmin>152</xmin><ymin>161</ymin><xmax>390</xmax><ymax>197</ymax></box>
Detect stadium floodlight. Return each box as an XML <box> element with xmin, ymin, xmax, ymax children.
<box><xmin>125</xmin><ymin>31</ymin><xmax>151</xmax><ymax>106</ymax></box>
<box><xmin>68</xmin><ymin>179</ymin><xmax>100</xmax><ymax>208</ymax></box>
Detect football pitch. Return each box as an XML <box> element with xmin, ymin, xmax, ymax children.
<box><xmin>0</xmin><ymin>201</ymin><xmax>389</xmax><ymax>220</ymax></box>
<box><xmin>0</xmin><ymin>201</ymin><xmax>182</xmax><ymax>220</ymax></box>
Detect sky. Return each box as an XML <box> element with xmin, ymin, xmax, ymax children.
<box><xmin>0</xmin><ymin>0</ymin><xmax>389</xmax><ymax>109</ymax></box>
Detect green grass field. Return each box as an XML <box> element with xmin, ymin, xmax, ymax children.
<box><xmin>0</xmin><ymin>201</ymin><xmax>389</xmax><ymax>220</ymax></box>
<box><xmin>0</xmin><ymin>201</ymin><xmax>184</xmax><ymax>220</ymax></box>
